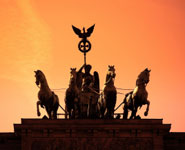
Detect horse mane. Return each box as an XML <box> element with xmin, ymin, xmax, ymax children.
<box><xmin>37</xmin><ymin>70</ymin><xmax>46</xmax><ymax>79</ymax></box>
<box><xmin>138</xmin><ymin>70</ymin><xmax>145</xmax><ymax>79</ymax></box>
<box><xmin>106</xmin><ymin>68</ymin><xmax>113</xmax><ymax>82</ymax></box>
<box><xmin>138</xmin><ymin>68</ymin><xmax>150</xmax><ymax>79</ymax></box>
<box><xmin>68</xmin><ymin>68</ymin><xmax>78</xmax><ymax>89</ymax></box>
<box><xmin>105</xmin><ymin>66</ymin><xmax>115</xmax><ymax>85</ymax></box>
<box><xmin>136</xmin><ymin>69</ymin><xmax>150</xmax><ymax>85</ymax></box>
<box><xmin>36</xmin><ymin>70</ymin><xmax>51</xmax><ymax>90</ymax></box>
<box><xmin>106</xmin><ymin>72</ymin><xmax>111</xmax><ymax>82</ymax></box>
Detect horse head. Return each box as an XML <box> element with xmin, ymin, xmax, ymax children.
<box><xmin>34</xmin><ymin>70</ymin><xmax>45</xmax><ymax>87</ymax></box>
<box><xmin>109</xmin><ymin>65</ymin><xmax>116</xmax><ymax>77</ymax></box>
<box><xmin>136</xmin><ymin>68</ymin><xmax>151</xmax><ymax>86</ymax></box>
<box><xmin>69</xmin><ymin>68</ymin><xmax>77</xmax><ymax>84</ymax></box>
<box><xmin>105</xmin><ymin>65</ymin><xmax>116</xmax><ymax>85</ymax></box>
<box><xmin>70</xmin><ymin>68</ymin><xmax>77</xmax><ymax>78</ymax></box>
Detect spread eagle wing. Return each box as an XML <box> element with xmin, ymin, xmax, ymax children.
<box><xmin>86</xmin><ymin>24</ymin><xmax>95</xmax><ymax>37</ymax></box>
<box><xmin>72</xmin><ymin>25</ymin><xmax>83</xmax><ymax>38</ymax></box>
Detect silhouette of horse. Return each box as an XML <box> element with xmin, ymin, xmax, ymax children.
<box><xmin>34</xmin><ymin>70</ymin><xmax>59</xmax><ymax>119</ymax></box>
<box><xmin>123</xmin><ymin>68</ymin><xmax>151</xmax><ymax>119</ymax></box>
<box><xmin>98</xmin><ymin>65</ymin><xmax>117</xmax><ymax>118</ymax></box>
<box><xmin>65</xmin><ymin>68</ymin><xmax>80</xmax><ymax>119</ymax></box>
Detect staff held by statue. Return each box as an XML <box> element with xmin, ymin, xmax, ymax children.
<box><xmin>72</xmin><ymin>24</ymin><xmax>95</xmax><ymax>66</ymax></box>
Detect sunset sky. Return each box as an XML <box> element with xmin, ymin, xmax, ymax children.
<box><xmin>0</xmin><ymin>0</ymin><xmax>185</xmax><ymax>132</ymax></box>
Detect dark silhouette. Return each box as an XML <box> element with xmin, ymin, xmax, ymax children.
<box><xmin>64</xmin><ymin>68</ymin><xmax>81</xmax><ymax>119</ymax></box>
<box><xmin>81</xmin><ymin>64</ymin><xmax>94</xmax><ymax>92</ymax></box>
<box><xmin>76</xmin><ymin>64</ymin><xmax>84</xmax><ymax>90</ymax></box>
<box><xmin>72</xmin><ymin>24</ymin><xmax>95</xmax><ymax>40</ymax></box>
<box><xmin>34</xmin><ymin>70</ymin><xmax>59</xmax><ymax>119</ymax></box>
<box><xmin>98</xmin><ymin>65</ymin><xmax>117</xmax><ymax>119</ymax></box>
<box><xmin>123</xmin><ymin>68</ymin><xmax>151</xmax><ymax>119</ymax></box>
<box><xmin>72</xmin><ymin>24</ymin><xmax>95</xmax><ymax>64</ymax></box>
<box><xmin>64</xmin><ymin>64</ymin><xmax>100</xmax><ymax>119</ymax></box>
<box><xmin>76</xmin><ymin>64</ymin><xmax>99</xmax><ymax>93</ymax></box>
<box><xmin>78</xmin><ymin>64</ymin><xmax>100</xmax><ymax>118</ymax></box>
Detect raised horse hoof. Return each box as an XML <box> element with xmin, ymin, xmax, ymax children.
<box><xmin>144</xmin><ymin>112</ymin><xmax>148</xmax><ymax>116</ymax></box>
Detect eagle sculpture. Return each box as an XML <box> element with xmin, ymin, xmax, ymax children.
<box><xmin>72</xmin><ymin>24</ymin><xmax>95</xmax><ymax>40</ymax></box>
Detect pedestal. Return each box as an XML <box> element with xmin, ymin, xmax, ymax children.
<box><xmin>14</xmin><ymin>119</ymin><xmax>171</xmax><ymax>150</ymax></box>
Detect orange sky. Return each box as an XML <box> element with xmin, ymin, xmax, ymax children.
<box><xmin>0</xmin><ymin>0</ymin><xmax>185</xmax><ymax>132</ymax></box>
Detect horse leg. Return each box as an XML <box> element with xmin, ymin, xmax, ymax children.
<box><xmin>53</xmin><ymin>105</ymin><xmax>58</xmax><ymax>119</ymax></box>
<box><xmin>77</xmin><ymin>102</ymin><xmax>81</xmax><ymax>119</ymax></box>
<box><xmin>106</xmin><ymin>109</ymin><xmax>110</xmax><ymax>119</ymax></box>
<box><xmin>97</xmin><ymin>103</ymin><xmax>103</xmax><ymax>118</ymax></box>
<box><xmin>36</xmin><ymin>101</ymin><xmax>41</xmax><ymax>116</ymax></box>
<box><xmin>97</xmin><ymin>103</ymin><xmax>101</xmax><ymax>118</ymax></box>
<box><xmin>53</xmin><ymin>96</ymin><xmax>59</xmax><ymax>119</ymax></box>
<box><xmin>106</xmin><ymin>108</ymin><xmax>112</xmax><ymax>119</ymax></box>
<box><xmin>129</xmin><ymin>107</ymin><xmax>138</xmax><ymax>119</ymax></box>
<box><xmin>46</xmin><ymin>107</ymin><xmax>52</xmax><ymax>119</ymax></box>
<box><xmin>65</xmin><ymin>105</ymin><xmax>68</xmax><ymax>119</ymax></box>
<box><xmin>111</xmin><ymin>107</ymin><xmax>114</xmax><ymax>119</ymax></box>
<box><xmin>71</xmin><ymin>108</ymin><xmax>75</xmax><ymax>119</ymax></box>
<box><xmin>144</xmin><ymin>100</ymin><xmax>150</xmax><ymax>116</ymax></box>
<box><xmin>98</xmin><ymin>102</ymin><xmax>103</xmax><ymax>118</ymax></box>
<box><xmin>123</xmin><ymin>105</ymin><xmax>128</xmax><ymax>119</ymax></box>
<box><xmin>134</xmin><ymin>107</ymin><xmax>139</xmax><ymax>119</ymax></box>
<box><xmin>68</xmin><ymin>109</ymin><xmax>71</xmax><ymax>119</ymax></box>
<box><xmin>129</xmin><ymin>110</ymin><xmax>134</xmax><ymax>119</ymax></box>
<box><xmin>73</xmin><ymin>98</ymin><xmax>79</xmax><ymax>119</ymax></box>
<box><xmin>53</xmin><ymin>111</ymin><xmax>57</xmax><ymax>119</ymax></box>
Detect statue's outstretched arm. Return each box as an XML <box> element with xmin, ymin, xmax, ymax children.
<box><xmin>78</xmin><ymin>64</ymin><xmax>85</xmax><ymax>73</ymax></box>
